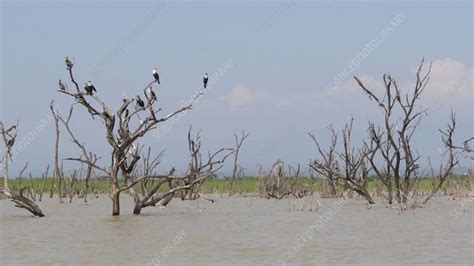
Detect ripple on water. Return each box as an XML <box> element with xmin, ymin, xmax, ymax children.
<box><xmin>1</xmin><ymin>196</ymin><xmax>473</xmax><ymax>265</ymax></box>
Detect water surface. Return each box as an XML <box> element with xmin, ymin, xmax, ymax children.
<box><xmin>1</xmin><ymin>195</ymin><xmax>472</xmax><ymax>265</ymax></box>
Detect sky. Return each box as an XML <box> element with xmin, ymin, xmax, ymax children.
<box><xmin>0</xmin><ymin>0</ymin><xmax>472</xmax><ymax>176</ymax></box>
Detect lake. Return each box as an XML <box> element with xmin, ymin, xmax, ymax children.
<box><xmin>1</xmin><ymin>195</ymin><xmax>473</xmax><ymax>265</ymax></box>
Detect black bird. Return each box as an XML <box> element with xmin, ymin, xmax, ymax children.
<box><xmin>84</xmin><ymin>81</ymin><xmax>97</xmax><ymax>95</ymax></box>
<box><xmin>136</xmin><ymin>95</ymin><xmax>145</xmax><ymax>109</ymax></box>
<box><xmin>65</xmin><ymin>57</ymin><xmax>73</xmax><ymax>69</ymax></box>
<box><xmin>153</xmin><ymin>68</ymin><xmax>160</xmax><ymax>84</ymax></box>
<box><xmin>147</xmin><ymin>86</ymin><xmax>157</xmax><ymax>101</ymax></box>
<box><xmin>59</xmin><ymin>79</ymin><xmax>66</xmax><ymax>91</ymax></box>
<box><xmin>7</xmin><ymin>138</ymin><xmax>15</xmax><ymax>148</ymax></box>
<box><xmin>124</xmin><ymin>108</ymin><xmax>129</xmax><ymax>118</ymax></box>
<box><xmin>87</xmin><ymin>81</ymin><xmax>97</xmax><ymax>93</ymax></box>
<box><xmin>203</xmin><ymin>72</ymin><xmax>209</xmax><ymax>88</ymax></box>
<box><xmin>84</xmin><ymin>82</ymin><xmax>91</xmax><ymax>94</ymax></box>
<box><xmin>84</xmin><ymin>82</ymin><xmax>93</xmax><ymax>95</ymax></box>
<box><xmin>169</xmin><ymin>167</ymin><xmax>176</xmax><ymax>176</ymax></box>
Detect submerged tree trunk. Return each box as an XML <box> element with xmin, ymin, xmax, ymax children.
<box><xmin>111</xmin><ymin>191</ymin><xmax>120</xmax><ymax>216</ymax></box>
<box><xmin>133</xmin><ymin>201</ymin><xmax>143</xmax><ymax>215</ymax></box>
<box><xmin>328</xmin><ymin>174</ymin><xmax>338</xmax><ymax>197</ymax></box>
<box><xmin>387</xmin><ymin>178</ymin><xmax>393</xmax><ymax>204</ymax></box>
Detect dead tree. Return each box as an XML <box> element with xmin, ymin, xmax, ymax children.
<box><xmin>176</xmin><ymin>127</ymin><xmax>235</xmax><ymax>201</ymax></box>
<box><xmin>55</xmin><ymin>105</ymin><xmax>99</xmax><ymax>204</ymax></box>
<box><xmin>38</xmin><ymin>165</ymin><xmax>50</xmax><ymax>201</ymax></box>
<box><xmin>338</xmin><ymin>119</ymin><xmax>374</xmax><ymax>203</ymax></box>
<box><xmin>448</xmin><ymin>137</ymin><xmax>473</xmax><ymax>161</ymax></box>
<box><xmin>123</xmin><ymin>128</ymin><xmax>234</xmax><ymax>214</ymax></box>
<box><xmin>309</xmin><ymin>120</ymin><xmax>373</xmax><ymax>203</ymax></box>
<box><xmin>258</xmin><ymin>160</ymin><xmax>312</xmax><ymax>199</ymax></box>
<box><xmin>49</xmin><ymin>101</ymin><xmax>65</xmax><ymax>202</ymax></box>
<box><xmin>134</xmin><ymin>147</ymin><xmax>165</xmax><ymax>197</ymax></box>
<box><xmin>309</xmin><ymin>124</ymin><xmax>340</xmax><ymax>197</ymax></box>
<box><xmin>423</xmin><ymin>112</ymin><xmax>459</xmax><ymax>203</ymax></box>
<box><xmin>226</xmin><ymin>130</ymin><xmax>249</xmax><ymax>196</ymax></box>
<box><xmin>57</xmin><ymin>58</ymin><xmax>204</xmax><ymax>215</ymax></box>
<box><xmin>258</xmin><ymin>160</ymin><xmax>291</xmax><ymax>199</ymax></box>
<box><xmin>355</xmin><ymin>58</ymin><xmax>431</xmax><ymax>204</ymax></box>
<box><xmin>0</xmin><ymin>121</ymin><xmax>44</xmax><ymax>217</ymax></box>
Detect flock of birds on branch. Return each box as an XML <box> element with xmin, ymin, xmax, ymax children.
<box><xmin>58</xmin><ymin>57</ymin><xmax>209</xmax><ymax>111</ymax></box>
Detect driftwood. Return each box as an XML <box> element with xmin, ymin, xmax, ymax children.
<box><xmin>0</xmin><ymin>121</ymin><xmax>44</xmax><ymax>217</ymax></box>
<box><xmin>0</xmin><ymin>187</ymin><xmax>44</xmax><ymax>217</ymax></box>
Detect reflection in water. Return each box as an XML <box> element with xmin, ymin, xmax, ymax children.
<box><xmin>1</xmin><ymin>196</ymin><xmax>473</xmax><ymax>265</ymax></box>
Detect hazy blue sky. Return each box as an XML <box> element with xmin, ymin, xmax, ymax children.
<box><xmin>1</xmin><ymin>1</ymin><xmax>472</xmax><ymax>175</ymax></box>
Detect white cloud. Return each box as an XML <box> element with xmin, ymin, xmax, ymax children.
<box><xmin>223</xmin><ymin>58</ymin><xmax>472</xmax><ymax>109</ymax></box>
<box><xmin>411</xmin><ymin>58</ymin><xmax>473</xmax><ymax>100</ymax></box>
<box><xmin>222</xmin><ymin>85</ymin><xmax>293</xmax><ymax>107</ymax></box>
<box><xmin>326</xmin><ymin>58</ymin><xmax>473</xmax><ymax>104</ymax></box>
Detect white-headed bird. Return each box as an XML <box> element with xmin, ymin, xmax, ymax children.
<box><xmin>203</xmin><ymin>72</ymin><xmax>209</xmax><ymax>88</ymax></box>
<box><xmin>84</xmin><ymin>81</ymin><xmax>97</xmax><ymax>95</ymax></box>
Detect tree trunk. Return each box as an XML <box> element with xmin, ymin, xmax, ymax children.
<box><xmin>133</xmin><ymin>202</ymin><xmax>142</xmax><ymax>215</ymax></box>
<box><xmin>386</xmin><ymin>177</ymin><xmax>393</xmax><ymax>204</ymax></box>
<box><xmin>394</xmin><ymin>175</ymin><xmax>401</xmax><ymax>203</ymax></box>
<box><xmin>112</xmin><ymin>191</ymin><xmax>120</xmax><ymax>216</ymax></box>
<box><xmin>328</xmin><ymin>175</ymin><xmax>337</xmax><ymax>197</ymax></box>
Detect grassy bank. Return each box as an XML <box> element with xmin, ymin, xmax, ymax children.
<box><xmin>1</xmin><ymin>176</ymin><xmax>471</xmax><ymax>195</ymax></box>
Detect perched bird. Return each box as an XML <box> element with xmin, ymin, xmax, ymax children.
<box><xmin>84</xmin><ymin>82</ymin><xmax>92</xmax><ymax>95</ymax></box>
<box><xmin>87</xmin><ymin>81</ymin><xmax>97</xmax><ymax>93</ymax></box>
<box><xmin>169</xmin><ymin>167</ymin><xmax>176</xmax><ymax>176</ymax></box>
<box><xmin>147</xmin><ymin>86</ymin><xmax>157</xmax><ymax>101</ymax></box>
<box><xmin>135</xmin><ymin>95</ymin><xmax>145</xmax><ymax>109</ymax></box>
<box><xmin>59</xmin><ymin>79</ymin><xmax>66</xmax><ymax>91</ymax></box>
<box><xmin>153</xmin><ymin>68</ymin><xmax>160</xmax><ymax>84</ymax></box>
<box><xmin>7</xmin><ymin>138</ymin><xmax>15</xmax><ymax>147</ymax></box>
<box><xmin>124</xmin><ymin>108</ymin><xmax>129</xmax><ymax>118</ymax></box>
<box><xmin>84</xmin><ymin>81</ymin><xmax>97</xmax><ymax>95</ymax></box>
<box><xmin>65</xmin><ymin>57</ymin><xmax>73</xmax><ymax>69</ymax></box>
<box><xmin>203</xmin><ymin>72</ymin><xmax>209</xmax><ymax>88</ymax></box>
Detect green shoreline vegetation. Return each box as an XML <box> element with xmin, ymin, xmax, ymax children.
<box><xmin>1</xmin><ymin>176</ymin><xmax>471</xmax><ymax>195</ymax></box>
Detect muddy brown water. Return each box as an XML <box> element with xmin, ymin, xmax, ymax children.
<box><xmin>1</xmin><ymin>195</ymin><xmax>473</xmax><ymax>265</ymax></box>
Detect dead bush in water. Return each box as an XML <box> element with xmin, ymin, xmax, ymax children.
<box><xmin>258</xmin><ymin>161</ymin><xmax>313</xmax><ymax>199</ymax></box>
